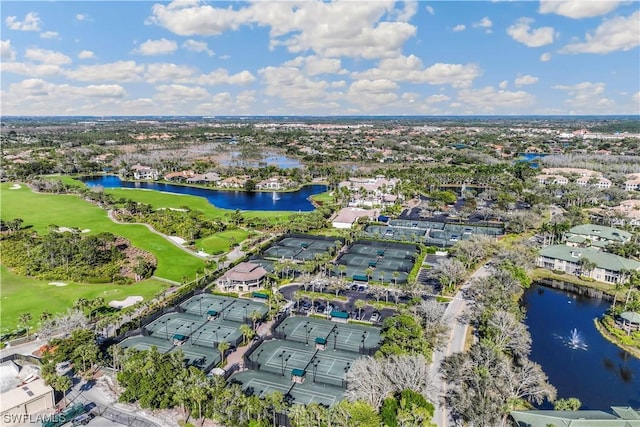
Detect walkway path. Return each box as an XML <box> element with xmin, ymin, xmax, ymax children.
<box><xmin>107</xmin><ymin>209</ymin><xmax>211</xmax><ymax>260</ymax></box>
<box><xmin>430</xmin><ymin>263</ymin><xmax>491</xmax><ymax>427</ymax></box>
<box><xmin>223</xmin><ymin>319</ymin><xmax>275</xmax><ymax>370</ymax></box>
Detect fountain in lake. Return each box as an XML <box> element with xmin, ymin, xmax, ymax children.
<box><xmin>272</xmin><ymin>192</ymin><xmax>280</xmax><ymax>201</ymax></box>
<box><xmin>567</xmin><ymin>328</ymin><xmax>588</xmax><ymax>350</ymax></box>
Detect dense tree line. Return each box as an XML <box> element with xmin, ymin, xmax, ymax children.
<box><xmin>0</xmin><ymin>225</ymin><xmax>154</xmax><ymax>283</ymax></box>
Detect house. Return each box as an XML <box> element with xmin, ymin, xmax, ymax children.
<box><xmin>576</xmin><ymin>176</ymin><xmax>612</xmax><ymax>189</ymax></box>
<box><xmin>536</xmin><ymin>174</ymin><xmax>569</xmax><ymax>185</ymax></box>
<box><xmin>0</xmin><ymin>362</ymin><xmax>55</xmax><ymax>426</ymax></box>
<box><xmin>130</xmin><ymin>164</ymin><xmax>158</xmax><ymax>180</ymax></box>
<box><xmin>256</xmin><ymin>176</ymin><xmax>294</xmax><ymax>190</ymax></box>
<box><xmin>624</xmin><ymin>174</ymin><xmax>640</xmax><ymax>191</ymax></box>
<box><xmin>338</xmin><ymin>176</ymin><xmax>399</xmax><ymax>196</ymax></box>
<box><xmin>537</xmin><ymin>245</ymin><xmax>640</xmax><ymax>284</ymax></box>
<box><xmin>541</xmin><ymin>167</ymin><xmax>597</xmax><ymax>177</ymax></box>
<box><xmin>186</xmin><ymin>172</ymin><xmax>221</xmax><ymax>184</ymax></box>
<box><xmin>218</xmin><ymin>175</ymin><xmax>250</xmax><ymax>189</ymax></box>
<box><xmin>511</xmin><ymin>406</ymin><xmax>640</xmax><ymax>427</ymax></box>
<box><xmin>564</xmin><ymin>224</ymin><xmax>631</xmax><ymax>250</ymax></box>
<box><xmin>164</xmin><ymin>170</ymin><xmax>195</xmax><ymax>182</ymax></box>
<box><xmin>331</xmin><ymin>207</ymin><xmax>378</xmax><ymax>229</ymax></box>
<box><xmin>217</xmin><ymin>262</ymin><xmax>268</xmax><ymax>292</ymax></box>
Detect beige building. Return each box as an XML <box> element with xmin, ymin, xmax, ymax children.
<box><xmin>0</xmin><ymin>362</ymin><xmax>55</xmax><ymax>426</ymax></box>
<box><xmin>217</xmin><ymin>262</ymin><xmax>268</xmax><ymax>292</ymax></box>
<box><xmin>331</xmin><ymin>207</ymin><xmax>378</xmax><ymax>229</ymax></box>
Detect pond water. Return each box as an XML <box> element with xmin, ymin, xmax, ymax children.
<box><xmin>522</xmin><ymin>283</ymin><xmax>640</xmax><ymax>409</ymax></box>
<box><xmin>82</xmin><ymin>175</ymin><xmax>326</xmax><ymax>212</ymax></box>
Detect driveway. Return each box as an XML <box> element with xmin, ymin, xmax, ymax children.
<box><xmin>430</xmin><ymin>263</ymin><xmax>492</xmax><ymax>427</ymax></box>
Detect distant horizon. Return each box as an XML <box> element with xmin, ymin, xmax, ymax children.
<box><xmin>2</xmin><ymin>114</ymin><xmax>639</xmax><ymax>119</ymax></box>
<box><xmin>1</xmin><ymin>1</ymin><xmax>638</xmax><ymax>116</ymax></box>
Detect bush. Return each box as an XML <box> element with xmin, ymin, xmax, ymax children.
<box><xmin>380</xmin><ymin>397</ymin><xmax>398</xmax><ymax>427</ymax></box>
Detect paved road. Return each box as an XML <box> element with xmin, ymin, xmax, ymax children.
<box><xmin>430</xmin><ymin>263</ymin><xmax>492</xmax><ymax>427</ymax></box>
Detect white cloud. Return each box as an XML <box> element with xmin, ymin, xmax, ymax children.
<box><xmin>425</xmin><ymin>94</ymin><xmax>450</xmax><ymax>104</ymax></box>
<box><xmin>507</xmin><ymin>18</ymin><xmax>556</xmax><ymax>47</ymax></box>
<box><xmin>539</xmin><ymin>0</ymin><xmax>623</xmax><ymax>19</ymax></box>
<box><xmin>457</xmin><ymin>86</ymin><xmax>536</xmax><ymax>111</ymax></box>
<box><xmin>540</xmin><ymin>52</ymin><xmax>552</xmax><ymax>62</ymax></box>
<box><xmin>188</xmin><ymin>68</ymin><xmax>256</xmax><ymax>86</ymax></box>
<box><xmin>183</xmin><ymin>39</ymin><xmax>214</xmax><ymax>55</ymax></box>
<box><xmin>352</xmin><ymin>55</ymin><xmax>481</xmax><ymax>88</ymax></box>
<box><xmin>78</xmin><ymin>50</ymin><xmax>95</xmax><ymax>59</ymax></box>
<box><xmin>7</xmin><ymin>79</ymin><xmax>126</xmax><ymax>99</ymax></box>
<box><xmin>473</xmin><ymin>16</ymin><xmax>493</xmax><ymax>33</ymax></box>
<box><xmin>154</xmin><ymin>84</ymin><xmax>210</xmax><ymax>102</ymax></box>
<box><xmin>394</xmin><ymin>1</ymin><xmax>418</xmax><ymax>22</ymax></box>
<box><xmin>65</xmin><ymin>60</ymin><xmax>144</xmax><ymax>82</ymax></box>
<box><xmin>561</xmin><ymin>10</ymin><xmax>640</xmax><ymax>54</ymax></box>
<box><xmin>553</xmin><ymin>81</ymin><xmax>614</xmax><ymax>111</ymax></box>
<box><xmin>499</xmin><ymin>80</ymin><xmax>508</xmax><ymax>89</ymax></box>
<box><xmin>193</xmin><ymin>89</ymin><xmax>256</xmax><ymax>114</ymax></box>
<box><xmin>285</xmin><ymin>55</ymin><xmax>345</xmax><ymax>76</ymax></box>
<box><xmin>633</xmin><ymin>91</ymin><xmax>640</xmax><ymax>105</ymax></box>
<box><xmin>40</xmin><ymin>31</ymin><xmax>60</xmax><ymax>40</ymax></box>
<box><xmin>425</xmin><ymin>5</ymin><xmax>435</xmax><ymax>15</ymax></box>
<box><xmin>348</xmin><ymin>79</ymin><xmax>399</xmax><ymax>109</ymax></box>
<box><xmin>145</xmin><ymin>63</ymin><xmax>197</xmax><ymax>83</ymax></box>
<box><xmin>76</xmin><ymin>14</ymin><xmax>88</xmax><ymax>21</ymax></box>
<box><xmin>514</xmin><ymin>74</ymin><xmax>539</xmax><ymax>87</ymax></box>
<box><xmin>24</xmin><ymin>48</ymin><xmax>72</xmax><ymax>65</ymax></box>
<box><xmin>133</xmin><ymin>38</ymin><xmax>178</xmax><ymax>56</ymax></box>
<box><xmin>1</xmin><ymin>62</ymin><xmax>64</xmax><ymax>77</ymax></box>
<box><xmin>452</xmin><ymin>24</ymin><xmax>466</xmax><ymax>32</ymax></box>
<box><xmin>5</xmin><ymin>12</ymin><xmax>41</xmax><ymax>31</ymax></box>
<box><xmin>1</xmin><ymin>40</ymin><xmax>16</xmax><ymax>61</ymax></box>
<box><xmin>149</xmin><ymin>1</ymin><xmax>417</xmax><ymax>59</ymax></box>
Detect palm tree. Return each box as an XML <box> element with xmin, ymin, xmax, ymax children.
<box><xmin>40</xmin><ymin>311</ymin><xmax>52</xmax><ymax>323</ymax></box>
<box><xmin>239</xmin><ymin>324</ymin><xmax>255</xmax><ymax>346</ymax></box>
<box><xmin>218</xmin><ymin>341</ymin><xmax>230</xmax><ymax>365</ymax></box>
<box><xmin>249</xmin><ymin>310</ymin><xmax>262</xmax><ymax>330</ymax></box>
<box><xmin>338</xmin><ymin>264</ymin><xmax>347</xmax><ymax>282</ymax></box>
<box><xmin>354</xmin><ymin>300</ymin><xmax>366</xmax><ymax>320</ymax></box>
<box><xmin>364</xmin><ymin>267</ymin><xmax>374</xmax><ymax>282</ymax></box>
<box><xmin>18</xmin><ymin>313</ymin><xmax>31</xmax><ymax>338</ymax></box>
<box><xmin>50</xmin><ymin>374</ymin><xmax>72</xmax><ymax>407</ymax></box>
<box><xmin>392</xmin><ymin>271</ymin><xmax>400</xmax><ymax>288</ymax></box>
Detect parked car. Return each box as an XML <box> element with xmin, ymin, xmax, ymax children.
<box><xmin>350</xmin><ymin>284</ymin><xmax>358</xmax><ymax>291</ymax></box>
<box><xmin>370</xmin><ymin>312</ymin><xmax>381</xmax><ymax>323</ymax></box>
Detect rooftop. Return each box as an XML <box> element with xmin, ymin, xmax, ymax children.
<box><xmin>222</xmin><ymin>262</ymin><xmax>268</xmax><ymax>282</ymax></box>
<box><xmin>567</xmin><ymin>224</ymin><xmax>632</xmax><ymax>243</ymax></box>
<box><xmin>539</xmin><ymin>245</ymin><xmax>640</xmax><ymax>273</ymax></box>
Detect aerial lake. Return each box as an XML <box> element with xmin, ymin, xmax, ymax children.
<box><xmin>523</xmin><ymin>283</ymin><xmax>640</xmax><ymax>410</ymax></box>
<box><xmin>82</xmin><ymin>175</ymin><xmax>326</xmax><ymax>212</ymax></box>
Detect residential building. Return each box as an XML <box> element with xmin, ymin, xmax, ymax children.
<box><xmin>217</xmin><ymin>262</ymin><xmax>268</xmax><ymax>292</ymax></box>
<box><xmin>338</xmin><ymin>176</ymin><xmax>399</xmax><ymax>196</ymax></box>
<box><xmin>256</xmin><ymin>176</ymin><xmax>294</xmax><ymax>190</ymax></box>
<box><xmin>537</xmin><ymin>245</ymin><xmax>640</xmax><ymax>285</ymax></box>
<box><xmin>164</xmin><ymin>170</ymin><xmax>195</xmax><ymax>182</ymax></box>
<box><xmin>218</xmin><ymin>175</ymin><xmax>250</xmax><ymax>189</ymax></box>
<box><xmin>0</xmin><ymin>362</ymin><xmax>55</xmax><ymax>426</ymax></box>
<box><xmin>511</xmin><ymin>407</ymin><xmax>640</xmax><ymax>427</ymax></box>
<box><xmin>186</xmin><ymin>172</ymin><xmax>221</xmax><ymax>184</ymax></box>
<box><xmin>331</xmin><ymin>207</ymin><xmax>378</xmax><ymax>229</ymax></box>
<box><xmin>536</xmin><ymin>174</ymin><xmax>569</xmax><ymax>185</ymax></box>
<box><xmin>576</xmin><ymin>175</ymin><xmax>612</xmax><ymax>189</ymax></box>
<box><xmin>624</xmin><ymin>174</ymin><xmax>640</xmax><ymax>191</ymax></box>
<box><xmin>130</xmin><ymin>164</ymin><xmax>158</xmax><ymax>180</ymax></box>
<box><xmin>540</xmin><ymin>167</ymin><xmax>597</xmax><ymax>177</ymax></box>
<box><xmin>565</xmin><ymin>224</ymin><xmax>631</xmax><ymax>250</ymax></box>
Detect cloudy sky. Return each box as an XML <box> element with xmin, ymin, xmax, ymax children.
<box><xmin>1</xmin><ymin>0</ymin><xmax>639</xmax><ymax>116</ymax></box>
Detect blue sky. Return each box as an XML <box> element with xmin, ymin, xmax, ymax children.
<box><xmin>1</xmin><ymin>1</ymin><xmax>639</xmax><ymax>116</ymax></box>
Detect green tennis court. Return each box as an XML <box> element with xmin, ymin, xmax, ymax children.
<box><xmin>221</xmin><ymin>299</ymin><xmax>269</xmax><ymax>323</ymax></box>
<box><xmin>145</xmin><ymin>312</ymin><xmax>203</xmax><ymax>341</ymax></box>
<box><xmin>180</xmin><ymin>294</ymin><xmax>235</xmax><ymax>316</ymax></box>
<box><xmin>120</xmin><ymin>336</ymin><xmax>174</xmax><ymax>353</ymax></box>
<box><xmin>274</xmin><ymin>316</ymin><xmax>382</xmax><ymax>352</ymax></box>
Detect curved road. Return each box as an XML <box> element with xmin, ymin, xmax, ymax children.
<box><xmin>430</xmin><ymin>263</ymin><xmax>491</xmax><ymax>427</ymax></box>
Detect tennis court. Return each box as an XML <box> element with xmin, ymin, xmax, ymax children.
<box><xmin>221</xmin><ymin>299</ymin><xmax>269</xmax><ymax>323</ymax></box>
<box><xmin>274</xmin><ymin>316</ymin><xmax>382</xmax><ymax>353</ymax></box>
<box><xmin>190</xmin><ymin>319</ymin><xmax>243</xmax><ymax>347</ymax></box>
<box><xmin>145</xmin><ymin>312</ymin><xmax>203</xmax><ymax>341</ymax></box>
<box><xmin>230</xmin><ymin>370</ymin><xmax>342</xmax><ymax>407</ymax></box>
<box><xmin>332</xmin><ymin>241</ymin><xmax>418</xmax><ymax>284</ymax></box>
<box><xmin>263</xmin><ymin>245</ymin><xmax>301</xmax><ymax>260</ymax></box>
<box><xmin>262</xmin><ymin>235</ymin><xmax>342</xmax><ymax>263</ymax></box>
<box><xmin>249</xmin><ymin>340</ymin><xmax>357</xmax><ymax>388</ymax></box>
<box><xmin>179</xmin><ymin>294</ymin><xmax>235</xmax><ymax>316</ymax></box>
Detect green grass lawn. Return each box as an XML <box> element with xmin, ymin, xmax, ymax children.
<box><xmin>0</xmin><ymin>183</ymin><xmax>204</xmax><ymax>281</ymax></box>
<box><xmin>195</xmin><ymin>229</ymin><xmax>250</xmax><ymax>254</ymax></box>
<box><xmin>310</xmin><ymin>191</ymin><xmax>336</xmax><ymax>204</ymax></box>
<box><xmin>0</xmin><ymin>265</ymin><xmax>168</xmax><ymax>333</ymax></box>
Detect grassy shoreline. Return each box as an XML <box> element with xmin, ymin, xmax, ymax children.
<box><xmin>593</xmin><ymin>317</ymin><xmax>640</xmax><ymax>359</ymax></box>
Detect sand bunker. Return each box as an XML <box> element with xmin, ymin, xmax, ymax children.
<box><xmin>168</xmin><ymin>236</ymin><xmax>187</xmax><ymax>245</ymax></box>
<box><xmin>81</xmin><ymin>229</ymin><xmax>91</xmax><ymax>233</ymax></box>
<box><xmin>48</xmin><ymin>282</ymin><xmax>68</xmax><ymax>287</ymax></box>
<box><xmin>9</xmin><ymin>184</ymin><xmax>21</xmax><ymax>190</ymax></box>
<box><xmin>109</xmin><ymin>296</ymin><xmax>143</xmax><ymax>309</ymax></box>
